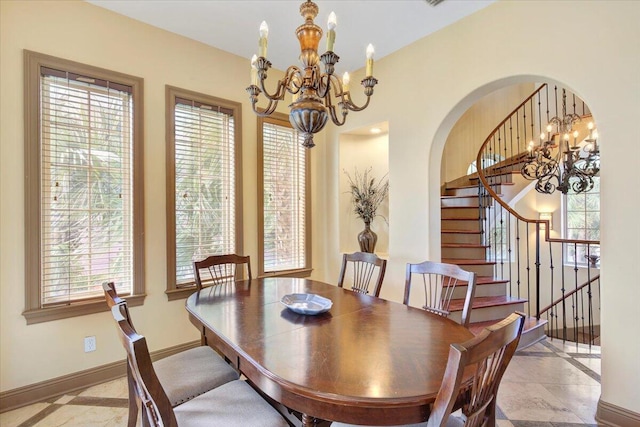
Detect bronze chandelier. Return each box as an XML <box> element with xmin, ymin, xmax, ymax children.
<box><xmin>246</xmin><ymin>0</ymin><xmax>378</xmax><ymax>148</ymax></box>
<box><xmin>521</xmin><ymin>88</ymin><xmax>600</xmax><ymax>194</ymax></box>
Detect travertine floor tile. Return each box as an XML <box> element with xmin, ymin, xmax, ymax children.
<box><xmin>542</xmin><ymin>384</ymin><xmax>600</xmax><ymax>424</ymax></box>
<box><xmin>78</xmin><ymin>377</ymin><xmax>128</xmax><ymax>399</ymax></box>
<box><xmin>31</xmin><ymin>405</ymin><xmax>128</xmax><ymax>427</ymax></box>
<box><xmin>0</xmin><ymin>403</ymin><xmax>50</xmax><ymax>427</ymax></box>
<box><xmin>546</xmin><ymin>340</ymin><xmax>600</xmax><ymax>355</ymax></box>
<box><xmin>502</xmin><ymin>356</ymin><xmax>599</xmax><ymax>386</ymax></box>
<box><xmin>519</xmin><ymin>342</ymin><xmax>554</xmax><ymax>353</ymax></box>
<box><xmin>497</xmin><ymin>382</ymin><xmax>585</xmax><ymax>423</ymax></box>
<box><xmin>573</xmin><ymin>357</ymin><xmax>601</xmax><ymax>376</ymax></box>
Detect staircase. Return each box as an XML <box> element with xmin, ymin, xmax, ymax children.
<box><xmin>439</xmin><ymin>83</ymin><xmax>602</xmax><ymax>349</ymax></box>
<box><xmin>441</xmin><ymin>174</ymin><xmax>547</xmax><ymax>349</ymax></box>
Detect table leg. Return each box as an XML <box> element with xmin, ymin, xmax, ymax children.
<box><xmin>301</xmin><ymin>413</ymin><xmax>320</xmax><ymax>427</ymax></box>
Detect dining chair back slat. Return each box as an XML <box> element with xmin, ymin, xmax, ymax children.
<box><xmin>404</xmin><ymin>261</ymin><xmax>476</xmax><ymax>328</ymax></box>
<box><xmin>338</xmin><ymin>252</ymin><xmax>387</xmax><ymax>297</ymax></box>
<box><xmin>193</xmin><ymin>254</ymin><xmax>252</xmax><ymax>291</ymax></box>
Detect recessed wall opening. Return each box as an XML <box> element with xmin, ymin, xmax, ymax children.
<box><xmin>338</xmin><ymin>121</ymin><xmax>390</xmax><ymax>256</ymax></box>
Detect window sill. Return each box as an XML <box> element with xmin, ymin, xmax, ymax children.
<box><xmin>166</xmin><ymin>286</ymin><xmax>198</xmax><ymax>301</ymax></box>
<box><xmin>23</xmin><ymin>293</ymin><xmax>146</xmax><ymax>325</ymax></box>
<box><xmin>258</xmin><ymin>268</ymin><xmax>313</xmax><ymax>279</ymax></box>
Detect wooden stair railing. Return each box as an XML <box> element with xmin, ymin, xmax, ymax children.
<box><xmin>472</xmin><ymin>83</ymin><xmax>601</xmax><ymax>345</ymax></box>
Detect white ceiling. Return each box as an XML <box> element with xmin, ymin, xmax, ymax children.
<box><xmin>86</xmin><ymin>0</ymin><xmax>495</xmax><ymax>75</ymax></box>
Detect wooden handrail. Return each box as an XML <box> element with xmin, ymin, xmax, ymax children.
<box><xmin>538</xmin><ymin>275</ymin><xmax>600</xmax><ymax>315</ymax></box>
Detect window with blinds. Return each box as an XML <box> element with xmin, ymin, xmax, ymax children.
<box><xmin>24</xmin><ymin>51</ymin><xmax>144</xmax><ymax>323</ymax></box>
<box><xmin>258</xmin><ymin>115</ymin><xmax>311</xmax><ymax>276</ymax></box>
<box><xmin>166</xmin><ymin>87</ymin><xmax>242</xmax><ymax>292</ymax></box>
<box><xmin>41</xmin><ymin>69</ymin><xmax>134</xmax><ymax>304</ymax></box>
<box><xmin>564</xmin><ymin>177</ymin><xmax>600</xmax><ymax>265</ymax></box>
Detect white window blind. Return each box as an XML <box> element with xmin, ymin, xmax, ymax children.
<box><xmin>261</xmin><ymin>120</ymin><xmax>307</xmax><ymax>272</ymax></box>
<box><xmin>174</xmin><ymin>98</ymin><xmax>236</xmax><ymax>285</ymax></box>
<box><xmin>40</xmin><ymin>68</ymin><xmax>134</xmax><ymax>305</ymax></box>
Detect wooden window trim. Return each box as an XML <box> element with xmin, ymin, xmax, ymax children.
<box><xmin>562</xmin><ymin>177</ymin><xmax>600</xmax><ymax>267</ymax></box>
<box><xmin>23</xmin><ymin>50</ymin><xmax>145</xmax><ymax>324</ymax></box>
<box><xmin>165</xmin><ymin>86</ymin><xmax>243</xmax><ymax>301</ymax></box>
<box><xmin>257</xmin><ymin>113</ymin><xmax>312</xmax><ymax>278</ymax></box>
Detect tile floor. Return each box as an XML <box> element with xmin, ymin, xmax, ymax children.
<box><xmin>0</xmin><ymin>339</ymin><xmax>601</xmax><ymax>427</ymax></box>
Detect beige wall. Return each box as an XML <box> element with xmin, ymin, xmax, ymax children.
<box><xmin>0</xmin><ymin>0</ymin><xmax>329</xmax><ymax>392</ymax></box>
<box><xmin>2</xmin><ymin>0</ymin><xmax>639</xmax><ymax>418</ymax></box>
<box><xmin>322</xmin><ymin>0</ymin><xmax>640</xmax><ymax>415</ymax></box>
<box><xmin>441</xmin><ymin>83</ymin><xmax>534</xmax><ymax>184</ymax></box>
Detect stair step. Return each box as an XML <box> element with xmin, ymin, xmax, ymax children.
<box><xmin>443</xmin><ymin>186</ymin><xmax>484</xmax><ymax>197</ymax></box>
<box><xmin>441</xmin><ymin>230</ymin><xmax>481</xmax><ymax>245</ymax></box>
<box><xmin>442</xmin><ymin>258</ymin><xmax>495</xmax><ymax>276</ymax></box>
<box><xmin>442</xmin><ymin>244</ymin><xmax>487</xmax><ymax>260</ymax></box>
<box><xmin>441</xmin><ymin>194</ymin><xmax>498</xmax><ymax>203</ymax></box>
<box><xmin>442</xmin><ymin>258</ymin><xmax>495</xmax><ymax>266</ymax></box>
<box><xmin>442</xmin><ymin>243</ymin><xmax>488</xmax><ymax>249</ymax></box>
<box><xmin>441</xmin><ymin>194</ymin><xmax>479</xmax><ymax>199</ymax></box>
<box><xmin>469</xmin><ymin>316</ymin><xmax>548</xmax><ymax>350</ymax></box>
<box><xmin>449</xmin><ymin>296</ymin><xmax>527</xmax><ymax>313</ymax></box>
<box><xmin>445</xmin><ymin>276</ymin><xmax>507</xmax><ymax>287</ymax></box>
<box><xmin>469</xmin><ymin>173</ymin><xmax>515</xmax><ymax>182</ymax></box>
<box><xmin>449</xmin><ymin>295</ymin><xmax>527</xmax><ymax>324</ymax></box>
<box><xmin>452</xmin><ymin>280</ymin><xmax>507</xmax><ymax>299</ymax></box>
<box><xmin>441</xmin><ymin>194</ymin><xmax>491</xmax><ymax>208</ymax></box>
<box><xmin>443</xmin><ymin>176</ymin><xmax>516</xmax><ymax>194</ymax></box>
<box><xmin>441</xmin><ymin>206</ymin><xmax>481</xmax><ymax>220</ymax></box>
<box><xmin>463</xmin><ymin>295</ymin><xmax>528</xmax><ymax>310</ymax></box>
<box><xmin>441</xmin><ymin>219</ymin><xmax>481</xmax><ymax>232</ymax></box>
<box><xmin>476</xmin><ymin>276</ymin><xmax>509</xmax><ymax>285</ymax></box>
<box><xmin>446</xmin><ymin>182</ymin><xmax>515</xmax><ymax>190</ymax></box>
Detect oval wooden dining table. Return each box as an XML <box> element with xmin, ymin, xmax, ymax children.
<box><xmin>185</xmin><ymin>277</ymin><xmax>474</xmax><ymax>426</ymax></box>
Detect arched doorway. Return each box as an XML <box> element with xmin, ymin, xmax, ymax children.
<box><xmin>432</xmin><ymin>78</ymin><xmax>601</xmax><ymax>346</ymax></box>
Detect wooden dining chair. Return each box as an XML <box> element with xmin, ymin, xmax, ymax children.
<box><xmin>404</xmin><ymin>261</ymin><xmax>477</xmax><ymax>328</ymax></box>
<box><xmin>103</xmin><ymin>282</ymin><xmax>239</xmax><ymax>427</ymax></box>
<box><xmin>332</xmin><ymin>312</ymin><xmax>525</xmax><ymax>427</ymax></box>
<box><xmin>193</xmin><ymin>254</ymin><xmax>252</xmax><ymax>291</ymax></box>
<box><xmin>337</xmin><ymin>252</ymin><xmax>387</xmax><ymax>297</ymax></box>
<box><xmin>109</xmin><ymin>302</ymin><xmax>289</xmax><ymax>427</ymax></box>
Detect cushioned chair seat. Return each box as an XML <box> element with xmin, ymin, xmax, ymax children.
<box><xmin>154</xmin><ymin>346</ymin><xmax>239</xmax><ymax>406</ymax></box>
<box><xmin>174</xmin><ymin>379</ymin><xmax>289</xmax><ymax>427</ymax></box>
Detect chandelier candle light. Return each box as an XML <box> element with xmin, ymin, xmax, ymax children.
<box><xmin>246</xmin><ymin>0</ymin><xmax>378</xmax><ymax>148</ymax></box>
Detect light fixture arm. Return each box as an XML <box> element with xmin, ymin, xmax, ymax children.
<box><xmin>247</xmin><ymin>60</ymin><xmax>303</xmax><ymax>117</ymax></box>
